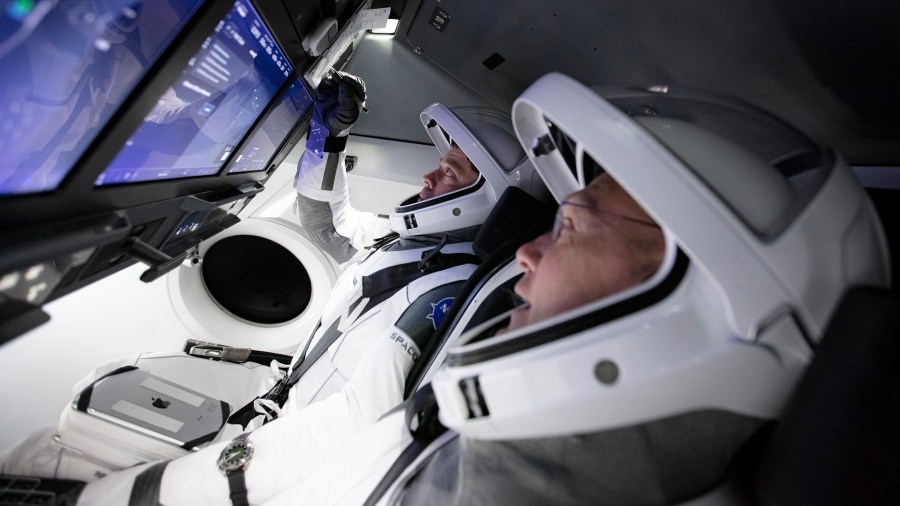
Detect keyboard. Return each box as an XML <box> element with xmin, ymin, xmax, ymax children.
<box><xmin>0</xmin><ymin>475</ymin><xmax>84</xmax><ymax>506</ymax></box>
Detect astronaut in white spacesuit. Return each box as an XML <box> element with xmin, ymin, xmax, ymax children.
<box><xmin>151</xmin><ymin>73</ymin><xmax>890</xmax><ymax>506</ymax></box>
<box><xmin>0</xmin><ymin>71</ymin><xmax>546</xmax><ymax>499</ymax></box>
<box><xmin>372</xmin><ymin>74</ymin><xmax>891</xmax><ymax>505</ymax></box>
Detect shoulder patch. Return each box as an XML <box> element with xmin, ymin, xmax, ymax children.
<box><xmin>396</xmin><ymin>280</ymin><xmax>465</xmax><ymax>350</ymax></box>
<box><xmin>426</xmin><ymin>297</ymin><xmax>455</xmax><ymax>330</ymax></box>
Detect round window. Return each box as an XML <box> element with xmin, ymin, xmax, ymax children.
<box><xmin>202</xmin><ymin>235</ymin><xmax>312</xmax><ymax>324</ymax></box>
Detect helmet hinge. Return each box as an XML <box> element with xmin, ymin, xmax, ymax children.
<box><xmin>459</xmin><ymin>376</ymin><xmax>490</xmax><ymax>419</ymax></box>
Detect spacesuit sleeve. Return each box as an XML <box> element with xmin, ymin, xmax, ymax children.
<box><xmin>294</xmin><ymin>125</ymin><xmax>393</xmax><ymax>264</ymax></box>
<box><xmin>260</xmin><ymin>410</ymin><xmax>411</xmax><ymax>505</ymax></box>
<box><xmin>139</xmin><ymin>321</ymin><xmax>416</xmax><ymax>505</ymax></box>
<box><xmin>74</xmin><ymin>274</ymin><xmax>471</xmax><ymax>505</ymax></box>
<box><xmin>70</xmin><ymin>336</ymin><xmax>414</xmax><ymax>506</ymax></box>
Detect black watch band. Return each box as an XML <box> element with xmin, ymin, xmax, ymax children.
<box><xmin>227</xmin><ymin>470</ymin><xmax>250</xmax><ymax>506</ymax></box>
<box><xmin>219</xmin><ymin>432</ymin><xmax>254</xmax><ymax>506</ymax></box>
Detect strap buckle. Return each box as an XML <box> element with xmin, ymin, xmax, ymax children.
<box><xmin>262</xmin><ymin>377</ymin><xmax>288</xmax><ymax>403</ymax></box>
<box><xmin>186</xmin><ymin>339</ymin><xmax>252</xmax><ymax>363</ymax></box>
<box><xmin>188</xmin><ymin>344</ymin><xmax>227</xmax><ymax>359</ymax></box>
<box><xmin>418</xmin><ymin>235</ymin><xmax>449</xmax><ymax>272</ymax></box>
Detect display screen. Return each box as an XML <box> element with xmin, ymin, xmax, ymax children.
<box><xmin>228</xmin><ymin>76</ymin><xmax>313</xmax><ymax>174</ymax></box>
<box><xmin>0</xmin><ymin>0</ymin><xmax>206</xmax><ymax>196</ymax></box>
<box><xmin>95</xmin><ymin>0</ymin><xmax>293</xmax><ymax>186</ymax></box>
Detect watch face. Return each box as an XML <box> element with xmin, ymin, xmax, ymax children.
<box><xmin>225</xmin><ymin>444</ymin><xmax>249</xmax><ymax>465</ymax></box>
<box><xmin>218</xmin><ymin>437</ymin><xmax>254</xmax><ymax>473</ymax></box>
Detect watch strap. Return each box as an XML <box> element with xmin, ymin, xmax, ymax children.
<box><xmin>227</xmin><ymin>469</ymin><xmax>250</xmax><ymax>506</ymax></box>
<box><xmin>221</xmin><ymin>432</ymin><xmax>252</xmax><ymax>506</ymax></box>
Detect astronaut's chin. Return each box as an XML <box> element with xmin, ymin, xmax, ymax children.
<box><xmin>501</xmin><ymin>304</ymin><xmax>531</xmax><ymax>334</ymax></box>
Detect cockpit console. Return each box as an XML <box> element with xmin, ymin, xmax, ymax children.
<box><xmin>0</xmin><ymin>0</ymin><xmax>320</xmax><ymax>344</ymax></box>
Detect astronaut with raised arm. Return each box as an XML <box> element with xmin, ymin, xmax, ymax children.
<box><xmin>0</xmin><ymin>72</ymin><xmax>547</xmax><ymax>504</ymax></box>
<box><xmin>241</xmin><ymin>73</ymin><xmax>891</xmax><ymax>505</ymax></box>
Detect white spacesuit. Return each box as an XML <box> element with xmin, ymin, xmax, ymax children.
<box><xmin>385</xmin><ymin>74</ymin><xmax>891</xmax><ymax>505</ymax></box>
<box><xmin>2</xmin><ymin>72</ymin><xmax>548</xmax><ymax>504</ymax></box>
<box><xmin>204</xmin><ymin>72</ymin><xmax>892</xmax><ymax>506</ymax></box>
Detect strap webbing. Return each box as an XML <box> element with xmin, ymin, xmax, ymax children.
<box><xmin>128</xmin><ymin>461</ymin><xmax>168</xmax><ymax>506</ymax></box>
<box><xmin>227</xmin><ymin>321</ymin><xmax>319</xmax><ymax>427</ymax></box>
<box><xmin>281</xmin><ymin>249</ymin><xmax>480</xmax><ymax>389</ymax></box>
<box><xmin>284</xmin><ymin>318</ymin><xmax>341</xmax><ymax>389</ymax></box>
<box><xmin>321</xmin><ymin>151</ymin><xmax>340</xmax><ymax>190</ymax></box>
<box><xmin>282</xmin><ymin>247</ymin><xmax>480</xmax><ymax>393</ymax></box>
<box><xmin>361</xmin><ymin>253</ymin><xmax>480</xmax><ymax>299</ymax></box>
<box><xmin>365</xmin><ymin>232</ymin><xmax>400</xmax><ymax>251</ymax></box>
<box><xmin>362</xmin><ymin>438</ymin><xmax>430</xmax><ymax>506</ymax></box>
<box><xmin>364</xmin><ymin>379</ymin><xmax>449</xmax><ymax>505</ymax></box>
<box><xmin>227</xmin><ymin>245</ymin><xmax>479</xmax><ymax>428</ymax></box>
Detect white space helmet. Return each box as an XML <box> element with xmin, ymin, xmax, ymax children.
<box><xmin>431</xmin><ymin>73</ymin><xmax>891</xmax><ymax>439</ymax></box>
<box><xmin>388</xmin><ymin>104</ymin><xmax>547</xmax><ymax>237</ymax></box>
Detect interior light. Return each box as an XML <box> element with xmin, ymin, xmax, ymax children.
<box><xmin>372</xmin><ymin>18</ymin><xmax>399</xmax><ymax>34</ymax></box>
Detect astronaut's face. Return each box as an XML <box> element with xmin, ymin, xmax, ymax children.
<box><xmin>419</xmin><ymin>145</ymin><xmax>479</xmax><ymax>201</ymax></box>
<box><xmin>508</xmin><ymin>174</ymin><xmax>665</xmax><ymax>332</ymax></box>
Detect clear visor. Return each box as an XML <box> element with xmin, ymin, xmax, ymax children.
<box><xmin>600</xmin><ymin>87</ymin><xmax>830</xmax><ymax>238</ymax></box>
<box><xmin>411</xmin><ymin>141</ymin><xmax>483</xmax><ymax>205</ymax></box>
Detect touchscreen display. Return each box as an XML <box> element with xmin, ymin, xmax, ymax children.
<box><xmin>227</xmin><ymin>77</ymin><xmax>313</xmax><ymax>174</ymax></box>
<box><xmin>96</xmin><ymin>0</ymin><xmax>293</xmax><ymax>186</ymax></box>
<box><xmin>0</xmin><ymin>0</ymin><xmax>205</xmax><ymax>195</ymax></box>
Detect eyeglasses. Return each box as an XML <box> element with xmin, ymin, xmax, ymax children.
<box><xmin>551</xmin><ymin>200</ymin><xmax>660</xmax><ymax>240</ymax></box>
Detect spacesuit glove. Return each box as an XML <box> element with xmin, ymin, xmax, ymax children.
<box><xmin>312</xmin><ymin>71</ymin><xmax>367</xmax><ymax>138</ymax></box>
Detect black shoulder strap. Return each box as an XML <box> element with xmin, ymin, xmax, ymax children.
<box><xmin>361</xmin><ymin>253</ymin><xmax>480</xmax><ymax>300</ymax></box>
<box><xmin>364</xmin><ymin>384</ymin><xmax>449</xmax><ymax>506</ymax></box>
<box><xmin>284</xmin><ymin>251</ymin><xmax>478</xmax><ymax>390</ymax></box>
<box><xmin>366</xmin><ymin>231</ymin><xmax>400</xmax><ymax>251</ymax></box>
<box><xmin>362</xmin><ymin>439</ymin><xmax>429</xmax><ymax>506</ymax></box>
<box><xmin>128</xmin><ymin>461</ymin><xmax>169</xmax><ymax>506</ymax></box>
<box><xmin>226</xmin><ymin>321</ymin><xmax>319</xmax><ymax>427</ymax></box>
<box><xmin>228</xmin><ymin>246</ymin><xmax>479</xmax><ymax>427</ymax></box>
<box><xmin>283</xmin><ymin>318</ymin><xmax>341</xmax><ymax>389</ymax></box>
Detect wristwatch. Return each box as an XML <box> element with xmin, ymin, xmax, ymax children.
<box><xmin>217</xmin><ymin>432</ymin><xmax>254</xmax><ymax>506</ymax></box>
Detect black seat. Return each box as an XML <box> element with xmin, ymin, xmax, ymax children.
<box><xmin>751</xmin><ymin>287</ymin><xmax>900</xmax><ymax>504</ymax></box>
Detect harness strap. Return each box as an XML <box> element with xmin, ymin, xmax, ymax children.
<box><xmin>365</xmin><ymin>231</ymin><xmax>400</xmax><ymax>250</ymax></box>
<box><xmin>226</xmin><ymin>321</ymin><xmax>319</xmax><ymax>427</ymax></box>
<box><xmin>128</xmin><ymin>461</ymin><xmax>169</xmax><ymax>506</ymax></box>
<box><xmin>361</xmin><ymin>252</ymin><xmax>481</xmax><ymax>299</ymax></box>
<box><xmin>362</xmin><ymin>438</ymin><xmax>431</xmax><ymax>506</ymax></box>
<box><xmin>364</xmin><ymin>385</ymin><xmax>448</xmax><ymax>506</ymax></box>
<box><xmin>287</xmin><ymin>246</ymin><xmax>479</xmax><ymax>392</ymax></box>
<box><xmin>227</xmin><ymin>243</ymin><xmax>480</xmax><ymax>428</ymax></box>
<box><xmin>283</xmin><ymin>318</ymin><xmax>341</xmax><ymax>390</ymax></box>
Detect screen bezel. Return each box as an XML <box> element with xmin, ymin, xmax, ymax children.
<box><xmin>221</xmin><ymin>75</ymin><xmax>315</xmax><ymax>176</ymax></box>
<box><xmin>0</xmin><ymin>0</ymin><xmax>209</xmax><ymax>198</ymax></box>
<box><xmin>94</xmin><ymin>0</ymin><xmax>299</xmax><ymax>188</ymax></box>
<box><xmin>0</xmin><ymin>0</ymin><xmax>311</xmax><ymax>232</ymax></box>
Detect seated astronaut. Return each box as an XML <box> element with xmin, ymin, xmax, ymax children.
<box><xmin>383</xmin><ymin>74</ymin><xmax>891</xmax><ymax>505</ymax></box>
<box><xmin>0</xmin><ymin>71</ymin><xmax>547</xmax><ymax>494</ymax></box>
<box><xmin>14</xmin><ymin>72</ymin><xmax>893</xmax><ymax>504</ymax></box>
<box><xmin>128</xmin><ymin>72</ymin><xmax>887</xmax><ymax>506</ymax></box>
